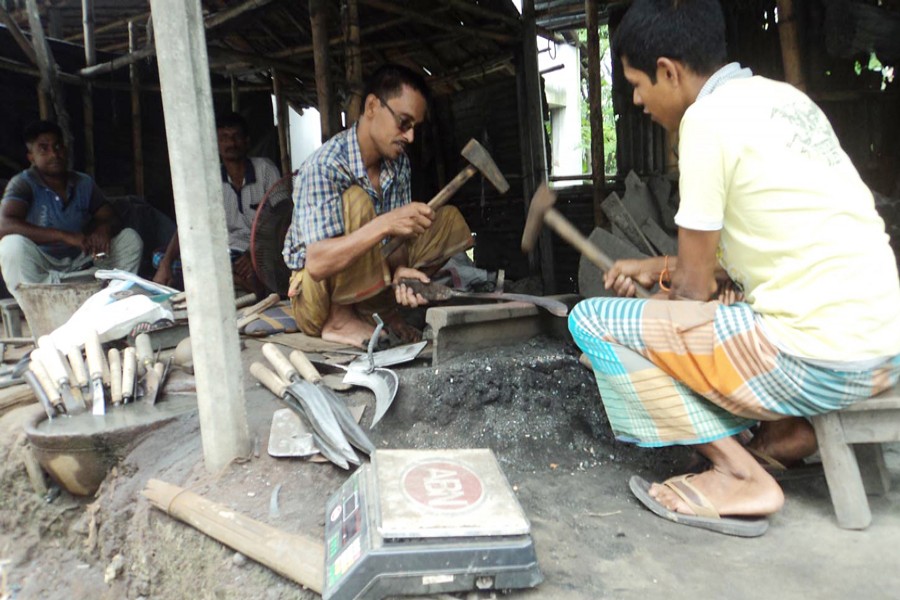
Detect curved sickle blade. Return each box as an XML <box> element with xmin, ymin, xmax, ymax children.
<box><xmin>342</xmin><ymin>367</ymin><xmax>399</xmax><ymax>428</ymax></box>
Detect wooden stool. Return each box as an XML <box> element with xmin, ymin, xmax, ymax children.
<box><xmin>810</xmin><ymin>385</ymin><xmax>900</xmax><ymax>529</ymax></box>
<box><xmin>0</xmin><ymin>298</ymin><xmax>23</xmax><ymax>338</ymax></box>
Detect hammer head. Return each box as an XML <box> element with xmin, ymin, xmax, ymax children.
<box><xmin>461</xmin><ymin>139</ymin><xmax>510</xmax><ymax>194</ymax></box>
<box><xmin>521</xmin><ymin>183</ymin><xmax>557</xmax><ymax>253</ymax></box>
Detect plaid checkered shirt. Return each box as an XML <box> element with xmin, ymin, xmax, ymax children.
<box><xmin>282</xmin><ymin>124</ymin><xmax>410</xmax><ymax>270</ymax></box>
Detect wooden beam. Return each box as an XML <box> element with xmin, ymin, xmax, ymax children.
<box><xmin>360</xmin><ymin>0</ymin><xmax>517</xmax><ymax>44</ymax></box>
<box><xmin>272</xmin><ymin>71</ymin><xmax>292</xmax><ymax>177</ymax></box>
<box><xmin>25</xmin><ymin>0</ymin><xmax>74</xmax><ymax>154</ymax></box>
<box><xmin>205</xmin><ymin>0</ymin><xmax>274</xmax><ymax>29</ymax></box>
<box><xmin>272</xmin><ymin>16</ymin><xmax>408</xmax><ymax>60</ymax></box>
<box><xmin>231</xmin><ymin>75</ymin><xmax>240</xmax><ymax>112</ymax></box>
<box><xmin>0</xmin><ymin>7</ymin><xmax>39</xmax><ymax>66</ymax></box>
<box><xmin>519</xmin><ymin>0</ymin><xmax>553</xmax><ymax>291</ymax></box>
<box><xmin>343</xmin><ymin>0</ymin><xmax>363</xmax><ymax>123</ymax></box>
<box><xmin>149</xmin><ymin>0</ymin><xmax>251</xmax><ymax>473</ymax></box>
<box><xmin>585</xmin><ymin>0</ymin><xmax>606</xmax><ymax>227</ymax></box>
<box><xmin>65</xmin><ymin>11</ymin><xmax>151</xmax><ymax>42</ymax></box>
<box><xmin>82</xmin><ymin>0</ymin><xmax>96</xmax><ymax>176</ymax></box>
<box><xmin>310</xmin><ymin>0</ymin><xmax>340</xmax><ymax>141</ymax></box>
<box><xmin>80</xmin><ymin>46</ymin><xmax>155</xmax><ymax>78</ymax></box>
<box><xmin>443</xmin><ymin>0</ymin><xmax>522</xmax><ymax>29</ymax></box>
<box><xmin>207</xmin><ymin>47</ymin><xmax>312</xmax><ymax>78</ymax></box>
<box><xmin>776</xmin><ymin>0</ymin><xmax>806</xmax><ymax>90</ymax></box>
<box><xmin>129</xmin><ymin>20</ymin><xmax>144</xmax><ymax>197</ymax></box>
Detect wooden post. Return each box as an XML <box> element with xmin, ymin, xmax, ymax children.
<box><xmin>149</xmin><ymin>0</ymin><xmax>251</xmax><ymax>473</ymax></box>
<box><xmin>129</xmin><ymin>20</ymin><xmax>144</xmax><ymax>196</ymax></box>
<box><xmin>272</xmin><ymin>71</ymin><xmax>292</xmax><ymax>176</ymax></box>
<box><xmin>585</xmin><ymin>0</ymin><xmax>606</xmax><ymax>227</ymax></box>
<box><xmin>25</xmin><ymin>0</ymin><xmax>74</xmax><ymax>156</ymax></box>
<box><xmin>81</xmin><ymin>0</ymin><xmax>96</xmax><ymax>176</ymax></box>
<box><xmin>342</xmin><ymin>0</ymin><xmax>363</xmax><ymax>123</ymax></box>
<box><xmin>776</xmin><ymin>0</ymin><xmax>806</xmax><ymax>90</ymax></box>
<box><xmin>230</xmin><ymin>75</ymin><xmax>240</xmax><ymax>112</ymax></box>
<box><xmin>0</xmin><ymin>8</ymin><xmax>39</xmax><ymax>66</ymax></box>
<box><xmin>520</xmin><ymin>0</ymin><xmax>553</xmax><ymax>292</ymax></box>
<box><xmin>310</xmin><ymin>0</ymin><xmax>340</xmax><ymax>141</ymax></box>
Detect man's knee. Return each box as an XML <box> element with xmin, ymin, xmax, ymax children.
<box><xmin>0</xmin><ymin>234</ymin><xmax>36</xmax><ymax>261</ymax></box>
<box><xmin>110</xmin><ymin>228</ymin><xmax>143</xmax><ymax>273</ymax></box>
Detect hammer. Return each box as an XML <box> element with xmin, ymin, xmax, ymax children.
<box><xmin>382</xmin><ymin>138</ymin><xmax>509</xmax><ymax>258</ymax></box>
<box><xmin>522</xmin><ymin>183</ymin><xmax>652</xmax><ymax>298</ymax></box>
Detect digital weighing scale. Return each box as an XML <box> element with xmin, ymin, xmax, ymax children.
<box><xmin>323</xmin><ymin>449</ymin><xmax>543</xmax><ymax>599</ymax></box>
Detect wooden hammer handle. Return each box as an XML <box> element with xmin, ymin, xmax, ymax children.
<box><xmin>381</xmin><ymin>164</ymin><xmax>479</xmax><ymax>259</ymax></box>
<box><xmin>545</xmin><ymin>209</ymin><xmax>652</xmax><ymax>299</ymax></box>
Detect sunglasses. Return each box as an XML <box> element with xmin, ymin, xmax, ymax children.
<box><xmin>377</xmin><ymin>96</ymin><xmax>417</xmax><ymax>133</ymax></box>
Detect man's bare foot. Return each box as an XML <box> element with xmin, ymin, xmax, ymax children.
<box><xmin>321</xmin><ymin>303</ymin><xmax>378</xmax><ymax>349</ymax></box>
<box><xmin>650</xmin><ymin>437</ymin><xmax>784</xmax><ymax>517</ymax></box>
<box><xmin>747</xmin><ymin>418</ymin><xmax>818</xmax><ymax>467</ymax></box>
<box><xmin>382</xmin><ymin>310</ymin><xmax>422</xmax><ymax>344</ymax></box>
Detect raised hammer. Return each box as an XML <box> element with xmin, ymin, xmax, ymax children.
<box><xmin>521</xmin><ymin>183</ymin><xmax>652</xmax><ymax>298</ymax></box>
<box><xmin>382</xmin><ymin>138</ymin><xmax>509</xmax><ymax>258</ymax></box>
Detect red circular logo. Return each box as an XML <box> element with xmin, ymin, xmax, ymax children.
<box><xmin>401</xmin><ymin>460</ymin><xmax>484</xmax><ymax>512</ymax></box>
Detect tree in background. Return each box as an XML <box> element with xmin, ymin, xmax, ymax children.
<box><xmin>578</xmin><ymin>26</ymin><xmax>617</xmax><ymax>175</ymax></box>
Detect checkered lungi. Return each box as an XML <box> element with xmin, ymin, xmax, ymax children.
<box><xmin>569</xmin><ymin>297</ymin><xmax>900</xmax><ymax>447</ymax></box>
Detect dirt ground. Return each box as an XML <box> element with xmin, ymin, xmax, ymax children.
<box><xmin>1</xmin><ymin>334</ymin><xmax>898</xmax><ymax>600</ymax></box>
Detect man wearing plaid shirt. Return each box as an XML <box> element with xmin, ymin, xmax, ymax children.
<box><xmin>283</xmin><ymin>64</ymin><xmax>472</xmax><ymax>348</ymax></box>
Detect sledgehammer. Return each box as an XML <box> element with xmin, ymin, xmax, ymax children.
<box><xmin>522</xmin><ymin>183</ymin><xmax>651</xmax><ymax>298</ymax></box>
<box><xmin>382</xmin><ymin>138</ymin><xmax>509</xmax><ymax>258</ymax></box>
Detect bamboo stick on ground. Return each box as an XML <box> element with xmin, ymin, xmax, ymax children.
<box><xmin>142</xmin><ymin>479</ymin><xmax>324</xmax><ymax>594</ymax></box>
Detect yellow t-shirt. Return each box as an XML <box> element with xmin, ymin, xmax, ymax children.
<box><xmin>675</xmin><ymin>76</ymin><xmax>900</xmax><ymax>362</ymax></box>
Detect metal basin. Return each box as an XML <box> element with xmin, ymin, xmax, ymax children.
<box><xmin>23</xmin><ymin>396</ymin><xmax>197</xmax><ymax>496</ymax></box>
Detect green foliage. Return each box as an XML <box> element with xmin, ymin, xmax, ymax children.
<box><xmin>577</xmin><ymin>26</ymin><xmax>617</xmax><ymax>175</ymax></box>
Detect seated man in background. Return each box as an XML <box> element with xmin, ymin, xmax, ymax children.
<box><xmin>569</xmin><ymin>0</ymin><xmax>900</xmax><ymax>535</ymax></box>
<box><xmin>0</xmin><ymin>120</ymin><xmax>142</xmax><ymax>304</ymax></box>
<box><xmin>283</xmin><ymin>64</ymin><xmax>472</xmax><ymax>348</ymax></box>
<box><xmin>153</xmin><ymin>112</ymin><xmax>282</xmax><ymax>295</ymax></box>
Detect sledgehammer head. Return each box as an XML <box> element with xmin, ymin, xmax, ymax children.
<box><xmin>521</xmin><ymin>183</ymin><xmax>557</xmax><ymax>253</ymax></box>
<box><xmin>461</xmin><ymin>139</ymin><xmax>509</xmax><ymax>194</ymax></box>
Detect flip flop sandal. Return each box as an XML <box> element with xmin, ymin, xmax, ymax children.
<box><xmin>242</xmin><ymin>306</ymin><xmax>299</xmax><ymax>337</ymax></box>
<box><xmin>629</xmin><ymin>474</ymin><xmax>770</xmax><ymax>538</ymax></box>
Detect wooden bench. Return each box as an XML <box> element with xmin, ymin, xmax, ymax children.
<box><xmin>810</xmin><ymin>385</ymin><xmax>900</xmax><ymax>529</ymax></box>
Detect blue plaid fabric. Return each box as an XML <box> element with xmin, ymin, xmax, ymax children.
<box><xmin>282</xmin><ymin>124</ymin><xmax>411</xmax><ymax>270</ymax></box>
<box><xmin>569</xmin><ymin>297</ymin><xmax>900</xmax><ymax>447</ymax></box>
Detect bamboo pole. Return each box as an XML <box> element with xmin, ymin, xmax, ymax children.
<box><xmin>129</xmin><ymin>20</ymin><xmax>144</xmax><ymax>197</ymax></box>
<box><xmin>80</xmin><ymin>46</ymin><xmax>155</xmax><ymax>78</ymax></box>
<box><xmin>342</xmin><ymin>0</ymin><xmax>363</xmax><ymax>123</ymax></box>
<box><xmin>149</xmin><ymin>0</ymin><xmax>251</xmax><ymax>473</ymax></box>
<box><xmin>272</xmin><ymin>16</ymin><xmax>407</xmax><ymax>60</ymax></box>
<box><xmin>205</xmin><ymin>0</ymin><xmax>274</xmax><ymax>29</ymax></box>
<box><xmin>65</xmin><ymin>11</ymin><xmax>151</xmax><ymax>42</ymax></box>
<box><xmin>142</xmin><ymin>479</ymin><xmax>324</xmax><ymax>593</ymax></box>
<box><xmin>82</xmin><ymin>0</ymin><xmax>96</xmax><ymax>176</ymax></box>
<box><xmin>25</xmin><ymin>0</ymin><xmax>74</xmax><ymax>156</ymax></box>
<box><xmin>0</xmin><ymin>7</ymin><xmax>39</xmax><ymax>66</ymax></box>
<box><xmin>360</xmin><ymin>0</ymin><xmax>516</xmax><ymax>44</ymax></box>
<box><xmin>520</xmin><ymin>0</ymin><xmax>553</xmax><ymax>291</ymax></box>
<box><xmin>776</xmin><ymin>0</ymin><xmax>806</xmax><ymax>91</ymax></box>
<box><xmin>231</xmin><ymin>76</ymin><xmax>240</xmax><ymax>112</ymax></box>
<box><xmin>272</xmin><ymin>71</ymin><xmax>292</xmax><ymax>177</ymax></box>
<box><xmin>310</xmin><ymin>0</ymin><xmax>339</xmax><ymax>141</ymax></box>
<box><xmin>585</xmin><ymin>0</ymin><xmax>605</xmax><ymax>227</ymax></box>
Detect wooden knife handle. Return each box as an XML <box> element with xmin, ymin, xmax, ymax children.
<box><xmin>108</xmin><ymin>348</ymin><xmax>123</xmax><ymax>404</ymax></box>
<box><xmin>66</xmin><ymin>346</ymin><xmax>90</xmax><ymax>388</ymax></box>
<box><xmin>29</xmin><ymin>351</ymin><xmax>61</xmax><ymax>406</ymax></box>
<box><xmin>84</xmin><ymin>329</ymin><xmax>105</xmax><ymax>380</ymax></box>
<box><xmin>288</xmin><ymin>350</ymin><xmax>322</xmax><ymax>385</ymax></box>
<box><xmin>37</xmin><ymin>336</ymin><xmax>68</xmax><ymax>384</ymax></box>
<box><xmin>262</xmin><ymin>343</ymin><xmax>298</xmax><ymax>383</ymax></box>
<box><xmin>122</xmin><ymin>348</ymin><xmax>137</xmax><ymax>400</ymax></box>
<box><xmin>250</xmin><ymin>362</ymin><xmax>288</xmax><ymax>398</ymax></box>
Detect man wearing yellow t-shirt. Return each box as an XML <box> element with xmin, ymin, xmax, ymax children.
<box><xmin>568</xmin><ymin>0</ymin><xmax>900</xmax><ymax>536</ymax></box>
